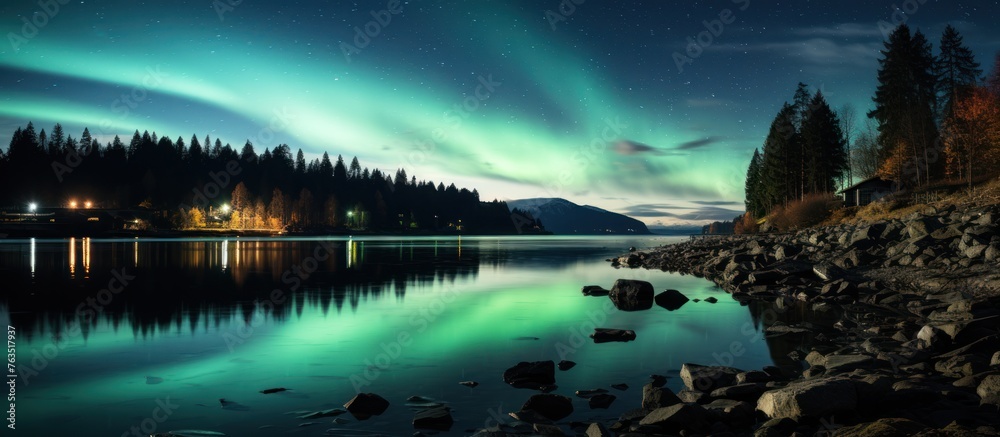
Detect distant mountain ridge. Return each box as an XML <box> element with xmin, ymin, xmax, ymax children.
<box><xmin>507</xmin><ymin>198</ymin><xmax>651</xmax><ymax>235</ymax></box>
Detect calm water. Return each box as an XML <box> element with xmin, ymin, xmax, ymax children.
<box><xmin>0</xmin><ymin>236</ymin><xmax>805</xmax><ymax>436</ymax></box>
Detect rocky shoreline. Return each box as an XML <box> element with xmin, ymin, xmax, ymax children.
<box><xmin>591</xmin><ymin>204</ymin><xmax>1000</xmax><ymax>436</ymax></box>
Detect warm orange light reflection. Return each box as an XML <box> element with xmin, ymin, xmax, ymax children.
<box><xmin>83</xmin><ymin>237</ymin><xmax>91</xmax><ymax>277</ymax></box>
<box><xmin>69</xmin><ymin>237</ymin><xmax>76</xmax><ymax>277</ymax></box>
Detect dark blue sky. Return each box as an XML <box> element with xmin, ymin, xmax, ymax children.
<box><xmin>2</xmin><ymin>0</ymin><xmax>998</xmax><ymax>224</ymax></box>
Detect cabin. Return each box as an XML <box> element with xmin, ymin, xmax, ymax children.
<box><xmin>839</xmin><ymin>177</ymin><xmax>895</xmax><ymax>207</ymax></box>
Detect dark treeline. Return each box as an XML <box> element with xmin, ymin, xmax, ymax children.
<box><xmin>0</xmin><ymin>123</ymin><xmax>528</xmax><ymax>233</ymax></box>
<box><xmin>744</xmin><ymin>84</ymin><xmax>848</xmax><ymax>218</ymax></box>
<box><xmin>745</xmin><ymin>23</ymin><xmax>1000</xmax><ymax>219</ymax></box>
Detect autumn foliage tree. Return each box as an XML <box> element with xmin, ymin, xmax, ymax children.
<box><xmin>942</xmin><ymin>85</ymin><xmax>1000</xmax><ymax>186</ymax></box>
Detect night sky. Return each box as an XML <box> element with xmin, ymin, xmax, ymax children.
<box><xmin>2</xmin><ymin>1</ymin><xmax>998</xmax><ymax>226</ymax></box>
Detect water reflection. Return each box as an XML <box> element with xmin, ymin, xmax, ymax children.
<box><xmin>1</xmin><ymin>237</ymin><xmax>497</xmax><ymax>340</ymax></box>
<box><xmin>1</xmin><ymin>236</ymin><xmax>788</xmax><ymax>436</ymax></box>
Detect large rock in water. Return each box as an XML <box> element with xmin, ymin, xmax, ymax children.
<box><xmin>412</xmin><ymin>406</ymin><xmax>454</xmax><ymax>430</ymax></box>
<box><xmin>521</xmin><ymin>393</ymin><xmax>574</xmax><ymax>421</ymax></box>
<box><xmin>503</xmin><ymin>361</ymin><xmax>556</xmax><ymax>389</ymax></box>
<box><xmin>344</xmin><ymin>393</ymin><xmax>390</xmax><ymax>420</ymax></box>
<box><xmin>680</xmin><ymin>363</ymin><xmax>742</xmax><ymax>392</ymax></box>
<box><xmin>609</xmin><ymin>279</ymin><xmax>654</xmax><ymax>311</ymax></box>
<box><xmin>654</xmin><ymin>289</ymin><xmax>689</xmax><ymax>311</ymax></box>
<box><xmin>756</xmin><ymin>377</ymin><xmax>858</xmax><ymax>420</ymax></box>
<box><xmin>590</xmin><ymin>328</ymin><xmax>637</xmax><ymax>343</ymax></box>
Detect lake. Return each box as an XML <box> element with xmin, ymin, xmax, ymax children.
<box><xmin>0</xmin><ymin>236</ymin><xmax>805</xmax><ymax>436</ymax></box>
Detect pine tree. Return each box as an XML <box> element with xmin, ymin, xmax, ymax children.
<box><xmin>295</xmin><ymin>149</ymin><xmax>306</xmax><ymax>174</ymax></box>
<box><xmin>869</xmin><ymin>24</ymin><xmax>939</xmax><ymax>188</ymax></box>
<box><xmin>936</xmin><ymin>25</ymin><xmax>982</xmax><ymax>121</ymax></box>
<box><xmin>800</xmin><ymin>91</ymin><xmax>848</xmax><ymax>194</ymax></box>
<box><xmin>333</xmin><ymin>154</ymin><xmax>347</xmax><ymax>182</ymax></box>
<box><xmin>759</xmin><ymin>104</ymin><xmax>798</xmax><ymax>210</ymax></box>
<box><xmin>348</xmin><ymin>156</ymin><xmax>362</xmax><ymax>179</ymax></box>
<box><xmin>744</xmin><ymin>148</ymin><xmax>764</xmax><ymax>217</ymax></box>
<box><xmin>49</xmin><ymin>123</ymin><xmax>64</xmax><ymax>156</ymax></box>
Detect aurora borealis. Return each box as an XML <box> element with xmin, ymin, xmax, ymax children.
<box><xmin>2</xmin><ymin>1</ymin><xmax>998</xmax><ymax>225</ymax></box>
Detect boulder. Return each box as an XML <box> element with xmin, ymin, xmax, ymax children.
<box><xmin>813</xmin><ymin>263</ymin><xmax>847</xmax><ymax>282</ymax></box>
<box><xmin>557</xmin><ymin>360</ymin><xmax>576</xmax><ymax>371</ymax></box>
<box><xmin>642</xmin><ymin>383</ymin><xmax>682</xmax><ymax>410</ymax></box>
<box><xmin>756</xmin><ymin>377</ymin><xmax>858</xmax><ymax>420</ymax></box>
<box><xmin>531</xmin><ymin>423</ymin><xmax>564</xmax><ymax>435</ymax></box>
<box><xmin>748</xmin><ymin>270</ymin><xmax>784</xmax><ymax>285</ymax></box>
<box><xmin>680</xmin><ymin>363</ymin><xmax>742</xmax><ymax>392</ymax></box>
<box><xmin>710</xmin><ymin>383</ymin><xmax>766</xmax><ymax>401</ymax></box>
<box><xmin>521</xmin><ymin>394</ymin><xmax>574</xmax><ymax>421</ymax></box>
<box><xmin>609</xmin><ymin>279</ymin><xmax>654</xmax><ymax>311</ymax></box>
<box><xmin>412</xmin><ymin>406</ymin><xmax>453</xmax><ymax>430</ymax></box>
<box><xmin>590</xmin><ymin>328</ymin><xmax>636</xmax><ymax>343</ymax></box>
<box><xmin>753</xmin><ymin>417</ymin><xmax>798</xmax><ymax>437</ymax></box>
<box><xmin>704</xmin><ymin>399</ymin><xmax>755</xmax><ymax>424</ymax></box>
<box><xmin>637</xmin><ymin>403</ymin><xmax>710</xmax><ymax>433</ymax></box>
<box><xmin>823</xmin><ymin>354</ymin><xmax>874</xmax><ymax>373</ymax></box>
<box><xmin>977</xmin><ymin>374</ymin><xmax>1000</xmax><ymax>406</ymax></box>
<box><xmin>503</xmin><ymin>361</ymin><xmax>556</xmax><ymax>389</ymax></box>
<box><xmin>508</xmin><ymin>409</ymin><xmax>553</xmax><ymax>424</ymax></box>
<box><xmin>992</xmin><ymin>351</ymin><xmax>1000</xmax><ymax>367</ymax></box>
<box><xmin>653</xmin><ymin>289</ymin><xmax>689</xmax><ymax>310</ymax></box>
<box><xmin>585</xmin><ymin>422</ymin><xmax>613</xmax><ymax>437</ymax></box>
<box><xmin>588</xmin><ymin>394</ymin><xmax>616</xmax><ymax>409</ymax></box>
<box><xmin>934</xmin><ymin>354</ymin><xmax>988</xmax><ymax>378</ymax></box>
<box><xmin>833</xmin><ymin>418</ymin><xmax>927</xmax><ymax>436</ymax></box>
<box><xmin>581</xmin><ymin>285</ymin><xmax>610</xmax><ymax>296</ymax></box>
<box><xmin>344</xmin><ymin>393</ymin><xmax>390</xmax><ymax>420</ymax></box>
<box><xmin>907</xmin><ymin>217</ymin><xmax>942</xmax><ymax>239</ymax></box>
<box><xmin>736</xmin><ymin>370</ymin><xmax>773</xmax><ymax>385</ymax></box>
<box><xmin>916</xmin><ymin>325</ymin><xmax>951</xmax><ymax>351</ymax></box>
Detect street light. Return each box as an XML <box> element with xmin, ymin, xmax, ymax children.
<box><xmin>84</xmin><ymin>201</ymin><xmax>92</xmax><ymax>209</ymax></box>
<box><xmin>221</xmin><ymin>204</ymin><xmax>230</xmax><ymax>213</ymax></box>
<box><xmin>69</xmin><ymin>200</ymin><xmax>78</xmax><ymax>209</ymax></box>
<box><xmin>28</xmin><ymin>202</ymin><xmax>37</xmax><ymax>214</ymax></box>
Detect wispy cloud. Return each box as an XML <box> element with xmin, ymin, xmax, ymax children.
<box><xmin>614</xmin><ymin>140</ymin><xmax>660</xmax><ymax>155</ymax></box>
<box><xmin>676</xmin><ymin>136</ymin><xmax>723</xmax><ymax>150</ymax></box>
<box><xmin>791</xmin><ymin>23</ymin><xmax>883</xmax><ymax>38</ymax></box>
<box><xmin>620</xmin><ymin>203</ymin><xmax>743</xmax><ymax>221</ymax></box>
<box><xmin>710</xmin><ymin>38</ymin><xmax>881</xmax><ymax>67</ymax></box>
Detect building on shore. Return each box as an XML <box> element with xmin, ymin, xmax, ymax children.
<box><xmin>839</xmin><ymin>177</ymin><xmax>896</xmax><ymax>207</ymax></box>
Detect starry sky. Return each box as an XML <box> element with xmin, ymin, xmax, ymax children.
<box><xmin>2</xmin><ymin>1</ymin><xmax>999</xmax><ymax>226</ymax></box>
